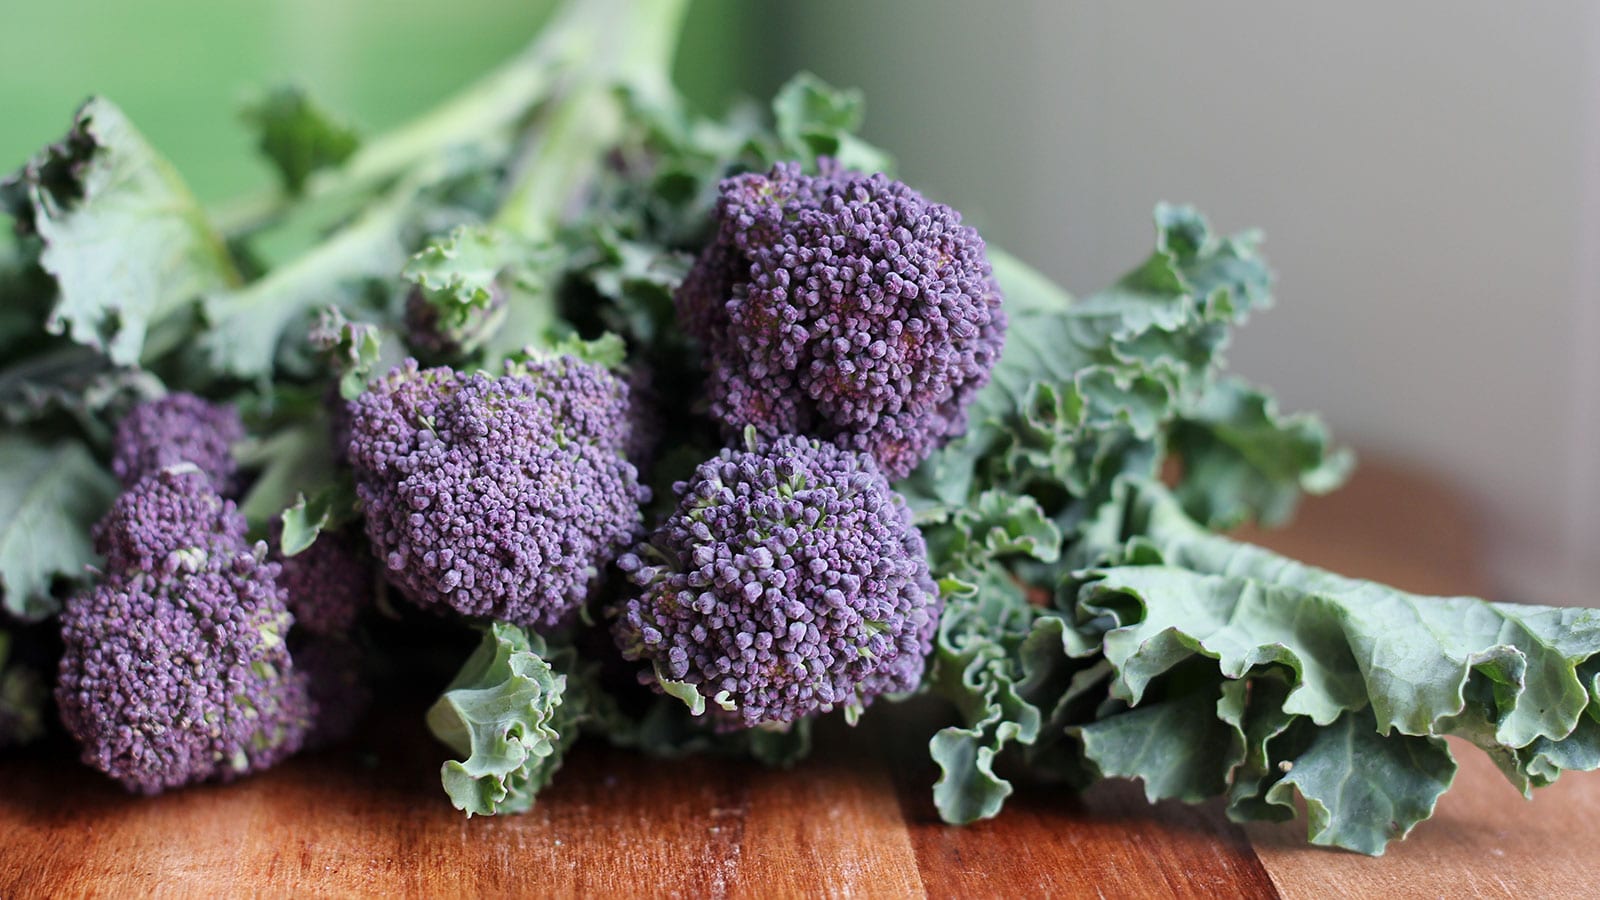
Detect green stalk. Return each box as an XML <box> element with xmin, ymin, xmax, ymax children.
<box><xmin>492</xmin><ymin>0</ymin><xmax>690</xmax><ymax>241</ymax></box>
<box><xmin>483</xmin><ymin>0</ymin><xmax>690</xmax><ymax>356</ymax></box>
<box><xmin>205</xmin><ymin>0</ymin><xmax>691</xmax><ymax>378</ymax></box>
<box><xmin>214</xmin><ymin>0</ymin><xmax>655</xmax><ymax>238</ymax></box>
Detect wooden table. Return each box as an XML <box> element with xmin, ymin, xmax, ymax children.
<box><xmin>3</xmin><ymin>460</ymin><xmax>1597</xmax><ymax>898</ymax></box>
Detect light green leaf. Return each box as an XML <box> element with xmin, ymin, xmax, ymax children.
<box><xmin>201</xmin><ymin>183</ymin><xmax>412</xmax><ymax>379</ymax></box>
<box><xmin>525</xmin><ymin>332</ymin><xmax>629</xmax><ymax>373</ymax></box>
<box><xmin>0</xmin><ymin>434</ymin><xmax>119</xmax><ymax>619</ymax></box>
<box><xmin>426</xmin><ymin>623</ymin><xmax>574</xmax><ymax>817</ymax></box>
<box><xmin>402</xmin><ymin>225</ymin><xmax>535</xmax><ymax>357</ymax></box>
<box><xmin>277</xmin><ymin>481</ymin><xmax>357</xmax><ymax>557</ymax></box>
<box><xmin>770</xmin><ymin>73</ymin><xmax>893</xmax><ymax>174</ymax></box>
<box><xmin>0</xmin><ymin>98</ymin><xmax>242</xmax><ymax>365</ymax></box>
<box><xmin>237</xmin><ymin>418</ymin><xmax>336</xmax><ymax>533</ymax></box>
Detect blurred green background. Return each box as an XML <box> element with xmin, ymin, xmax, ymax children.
<box><xmin>0</xmin><ymin>0</ymin><xmax>753</xmax><ymax>203</ymax></box>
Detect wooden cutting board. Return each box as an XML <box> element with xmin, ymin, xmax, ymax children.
<box><xmin>3</xmin><ymin>459</ymin><xmax>1596</xmax><ymax>899</ymax></box>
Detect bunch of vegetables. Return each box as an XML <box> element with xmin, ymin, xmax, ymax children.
<box><xmin>3</xmin><ymin>0</ymin><xmax>1598</xmax><ymax>856</ymax></box>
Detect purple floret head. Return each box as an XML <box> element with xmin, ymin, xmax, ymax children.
<box><xmin>346</xmin><ymin>355</ymin><xmax>648</xmax><ymax>630</ymax></box>
<box><xmin>612</xmin><ymin>434</ymin><xmax>940</xmax><ymax>729</ymax></box>
<box><xmin>272</xmin><ymin>526</ymin><xmax>372</xmax><ymax>637</ymax></box>
<box><xmin>403</xmin><ymin>280</ymin><xmax>508</xmax><ymax>361</ymax></box>
<box><xmin>56</xmin><ymin>467</ymin><xmax>311</xmax><ymax>794</ymax></box>
<box><xmin>293</xmin><ymin>634</ymin><xmax>370</xmax><ymax>750</ymax></box>
<box><xmin>111</xmin><ymin>393</ymin><xmax>244</xmax><ymax>492</ymax></box>
<box><xmin>676</xmin><ymin>161</ymin><xmax>1006</xmax><ymax>479</ymax></box>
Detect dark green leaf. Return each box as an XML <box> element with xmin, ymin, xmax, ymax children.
<box><xmin>242</xmin><ymin>86</ymin><xmax>360</xmax><ymax>196</ymax></box>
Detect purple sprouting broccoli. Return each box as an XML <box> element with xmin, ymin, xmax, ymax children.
<box><xmin>676</xmin><ymin>161</ymin><xmax>1006</xmax><ymax>480</ymax></box>
<box><xmin>270</xmin><ymin>527</ymin><xmax>373</xmax><ymax>749</ymax></box>
<box><xmin>272</xmin><ymin>526</ymin><xmax>372</xmax><ymax>636</ymax></box>
<box><xmin>293</xmin><ymin>634</ymin><xmax>371</xmax><ymax>750</ymax></box>
<box><xmin>624</xmin><ymin>362</ymin><xmax>664</xmax><ymax>476</ymax></box>
<box><xmin>346</xmin><ymin>355</ymin><xmax>648</xmax><ymax>630</ymax></box>
<box><xmin>404</xmin><ymin>281</ymin><xmax>508</xmax><ymax>361</ymax></box>
<box><xmin>111</xmin><ymin>393</ymin><xmax>245</xmax><ymax>492</ymax></box>
<box><xmin>56</xmin><ymin>466</ymin><xmax>311</xmax><ymax>793</ymax></box>
<box><xmin>612</xmin><ymin>434</ymin><xmax>940</xmax><ymax>729</ymax></box>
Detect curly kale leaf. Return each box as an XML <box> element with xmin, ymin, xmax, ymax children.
<box><xmin>242</xmin><ymin>86</ymin><xmax>360</xmax><ymax>196</ymax></box>
<box><xmin>0</xmin><ymin>98</ymin><xmax>241</xmax><ymax>366</ymax></box>
<box><xmin>1061</xmin><ymin>479</ymin><xmax>1600</xmax><ymax>854</ymax></box>
<box><xmin>908</xmin><ymin>205</ymin><xmax>1276</xmax><ymax>512</ymax></box>
<box><xmin>907</xmin><ymin>207</ymin><xmax>1354</xmax><ymax>829</ymax></box>
<box><xmin>426</xmin><ymin>623</ymin><xmax>581</xmax><ymax>817</ymax></box>
<box><xmin>0</xmin><ymin>434</ymin><xmax>119</xmax><ymax>620</ymax></box>
<box><xmin>1171</xmin><ymin>375</ymin><xmax>1353</xmax><ymax>529</ymax></box>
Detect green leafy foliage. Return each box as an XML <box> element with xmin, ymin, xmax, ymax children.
<box><xmin>1061</xmin><ymin>479</ymin><xmax>1600</xmax><ymax>853</ymax></box>
<box><xmin>242</xmin><ymin>87</ymin><xmax>361</xmax><ymax>196</ymax></box>
<box><xmin>0</xmin><ymin>434</ymin><xmax>119</xmax><ymax>620</ymax></box>
<box><xmin>0</xmin><ymin>98</ymin><xmax>241</xmax><ymax>366</ymax></box>
<box><xmin>277</xmin><ymin>481</ymin><xmax>358</xmax><ymax>557</ymax></box>
<box><xmin>426</xmin><ymin>623</ymin><xmax>578</xmax><ymax>816</ymax></box>
<box><xmin>308</xmin><ymin>307</ymin><xmax>394</xmax><ymax>401</ymax></box>
<box><xmin>910</xmin><ymin>207</ymin><xmax>1337</xmax><ymax>823</ymax></box>
<box><xmin>201</xmin><ymin>183</ymin><xmax>414</xmax><ymax>380</ymax></box>
<box><xmin>236</xmin><ymin>414</ymin><xmax>338</xmax><ymax>533</ymax></box>
<box><xmin>401</xmin><ymin>225</ymin><xmax>529</xmax><ymax>356</ymax></box>
<box><xmin>0</xmin><ymin>345</ymin><xmax>163</xmax><ymax>440</ymax></box>
<box><xmin>1171</xmin><ymin>376</ymin><xmax>1354</xmax><ymax>529</ymax></box>
<box><xmin>770</xmin><ymin>73</ymin><xmax>894</xmax><ymax>174</ymax></box>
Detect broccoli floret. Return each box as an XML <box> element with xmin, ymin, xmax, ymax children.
<box><xmin>677</xmin><ymin>161</ymin><xmax>1006</xmax><ymax>479</ymax></box>
<box><xmin>0</xmin><ymin>628</ymin><xmax>47</xmax><ymax>750</ymax></box>
<box><xmin>404</xmin><ymin>281</ymin><xmax>508</xmax><ymax>361</ymax></box>
<box><xmin>293</xmin><ymin>634</ymin><xmax>370</xmax><ymax>750</ymax></box>
<box><xmin>346</xmin><ymin>355</ymin><xmax>648</xmax><ymax>630</ymax></box>
<box><xmin>623</xmin><ymin>362</ymin><xmax>665</xmax><ymax>475</ymax></box>
<box><xmin>272</xmin><ymin>526</ymin><xmax>372</xmax><ymax>636</ymax></box>
<box><xmin>111</xmin><ymin>393</ymin><xmax>244</xmax><ymax>492</ymax></box>
<box><xmin>55</xmin><ymin>466</ymin><xmax>311</xmax><ymax>793</ymax></box>
<box><xmin>613</xmin><ymin>434</ymin><xmax>940</xmax><ymax>728</ymax></box>
<box><xmin>270</xmin><ymin>527</ymin><xmax>373</xmax><ymax>749</ymax></box>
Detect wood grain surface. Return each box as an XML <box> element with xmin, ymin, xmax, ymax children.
<box><xmin>2</xmin><ymin>458</ymin><xmax>1596</xmax><ymax>899</ymax></box>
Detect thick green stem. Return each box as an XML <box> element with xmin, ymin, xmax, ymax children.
<box><xmin>479</xmin><ymin>0</ymin><xmax>689</xmax><ymax>361</ymax></box>
<box><xmin>491</xmin><ymin>0</ymin><xmax>690</xmax><ymax>241</ymax></box>
<box><xmin>215</xmin><ymin>0</ymin><xmax>674</xmax><ymax>238</ymax></box>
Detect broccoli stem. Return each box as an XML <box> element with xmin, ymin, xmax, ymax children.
<box><xmin>211</xmin><ymin>0</ymin><xmax>690</xmax><ymax>371</ymax></box>
<box><xmin>492</xmin><ymin>0</ymin><xmax>689</xmax><ymax>241</ymax></box>
<box><xmin>215</xmin><ymin>0</ymin><xmax>685</xmax><ymax>239</ymax></box>
<box><xmin>483</xmin><ymin>0</ymin><xmax>689</xmax><ymax>356</ymax></box>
